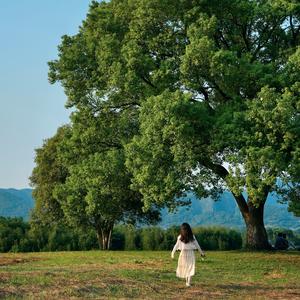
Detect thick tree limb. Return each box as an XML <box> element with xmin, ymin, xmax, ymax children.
<box><xmin>201</xmin><ymin>160</ymin><xmax>249</xmax><ymax>215</ymax></box>
<box><xmin>251</xmin><ymin>17</ymin><xmax>285</xmax><ymax>62</ymax></box>
<box><xmin>217</xmin><ymin>29</ymin><xmax>231</xmax><ymax>49</ymax></box>
<box><xmin>241</xmin><ymin>24</ymin><xmax>251</xmax><ymax>52</ymax></box>
<box><xmin>199</xmin><ymin>87</ymin><xmax>209</xmax><ymax>102</ymax></box>
<box><xmin>289</xmin><ymin>15</ymin><xmax>300</xmax><ymax>46</ymax></box>
<box><xmin>140</xmin><ymin>75</ymin><xmax>156</xmax><ymax>88</ymax></box>
<box><xmin>210</xmin><ymin>80</ymin><xmax>231</xmax><ymax>101</ymax></box>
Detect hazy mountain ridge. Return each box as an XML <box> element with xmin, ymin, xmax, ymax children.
<box><xmin>0</xmin><ymin>189</ymin><xmax>299</xmax><ymax>230</ymax></box>
<box><xmin>0</xmin><ymin>188</ymin><xmax>34</xmax><ymax>221</ymax></box>
<box><xmin>160</xmin><ymin>192</ymin><xmax>300</xmax><ymax>230</ymax></box>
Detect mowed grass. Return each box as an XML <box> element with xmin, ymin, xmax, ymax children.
<box><xmin>0</xmin><ymin>250</ymin><xmax>299</xmax><ymax>299</ymax></box>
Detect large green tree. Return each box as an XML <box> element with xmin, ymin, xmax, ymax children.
<box><xmin>49</xmin><ymin>0</ymin><xmax>300</xmax><ymax>249</ymax></box>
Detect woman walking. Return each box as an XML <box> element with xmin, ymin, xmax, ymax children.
<box><xmin>171</xmin><ymin>223</ymin><xmax>205</xmax><ymax>287</ymax></box>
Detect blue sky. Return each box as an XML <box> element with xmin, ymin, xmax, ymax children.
<box><xmin>0</xmin><ymin>0</ymin><xmax>91</xmax><ymax>188</ymax></box>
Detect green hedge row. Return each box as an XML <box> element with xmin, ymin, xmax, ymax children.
<box><xmin>0</xmin><ymin>217</ymin><xmax>243</xmax><ymax>252</ymax></box>
<box><xmin>0</xmin><ymin>217</ymin><xmax>98</xmax><ymax>253</ymax></box>
<box><xmin>111</xmin><ymin>225</ymin><xmax>243</xmax><ymax>251</ymax></box>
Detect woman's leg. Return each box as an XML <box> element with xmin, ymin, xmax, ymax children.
<box><xmin>187</xmin><ymin>276</ymin><xmax>191</xmax><ymax>286</ymax></box>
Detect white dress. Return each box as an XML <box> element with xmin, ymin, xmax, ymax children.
<box><xmin>171</xmin><ymin>235</ymin><xmax>204</xmax><ymax>278</ymax></box>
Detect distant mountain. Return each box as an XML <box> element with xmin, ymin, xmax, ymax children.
<box><xmin>0</xmin><ymin>188</ymin><xmax>34</xmax><ymax>221</ymax></box>
<box><xmin>160</xmin><ymin>192</ymin><xmax>300</xmax><ymax>230</ymax></box>
<box><xmin>0</xmin><ymin>188</ymin><xmax>299</xmax><ymax>230</ymax></box>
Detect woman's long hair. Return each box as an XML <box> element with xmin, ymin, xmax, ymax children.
<box><xmin>180</xmin><ymin>223</ymin><xmax>194</xmax><ymax>243</ymax></box>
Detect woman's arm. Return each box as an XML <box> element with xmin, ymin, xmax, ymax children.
<box><xmin>171</xmin><ymin>237</ymin><xmax>180</xmax><ymax>258</ymax></box>
<box><xmin>193</xmin><ymin>236</ymin><xmax>205</xmax><ymax>256</ymax></box>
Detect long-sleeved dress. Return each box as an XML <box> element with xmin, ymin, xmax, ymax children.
<box><xmin>171</xmin><ymin>235</ymin><xmax>204</xmax><ymax>278</ymax></box>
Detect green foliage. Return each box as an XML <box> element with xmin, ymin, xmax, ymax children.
<box><xmin>288</xmin><ymin>199</ymin><xmax>300</xmax><ymax>217</ymax></box>
<box><xmin>0</xmin><ymin>217</ymin><xmax>29</xmax><ymax>252</ymax></box>
<box><xmin>55</xmin><ymin>150</ymin><xmax>131</xmax><ymax>227</ymax></box>
<box><xmin>194</xmin><ymin>227</ymin><xmax>243</xmax><ymax>250</ymax></box>
<box><xmin>0</xmin><ymin>217</ymin><xmax>99</xmax><ymax>253</ymax></box>
<box><xmin>49</xmin><ymin>0</ymin><xmax>300</xmax><ymax>211</ymax></box>
<box><xmin>110</xmin><ymin>229</ymin><xmax>126</xmax><ymax>250</ymax></box>
<box><xmin>54</xmin><ymin>146</ymin><xmax>160</xmax><ymax>230</ymax></box>
<box><xmin>113</xmin><ymin>225</ymin><xmax>141</xmax><ymax>250</ymax></box>
<box><xmin>30</xmin><ymin>116</ymin><xmax>160</xmax><ymax>249</ymax></box>
<box><xmin>46</xmin><ymin>0</ymin><xmax>300</xmax><ymax>249</ymax></box>
<box><xmin>0</xmin><ymin>217</ymin><xmax>244</xmax><ymax>252</ymax></box>
<box><xmin>30</xmin><ymin>126</ymin><xmax>71</xmax><ymax>224</ymax></box>
<box><xmin>140</xmin><ymin>227</ymin><xmax>165</xmax><ymax>250</ymax></box>
<box><xmin>111</xmin><ymin>225</ymin><xmax>243</xmax><ymax>251</ymax></box>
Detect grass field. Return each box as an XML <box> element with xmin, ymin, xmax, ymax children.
<box><xmin>0</xmin><ymin>250</ymin><xmax>300</xmax><ymax>299</ymax></box>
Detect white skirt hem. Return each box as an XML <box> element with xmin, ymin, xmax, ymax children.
<box><xmin>176</xmin><ymin>249</ymin><xmax>196</xmax><ymax>278</ymax></box>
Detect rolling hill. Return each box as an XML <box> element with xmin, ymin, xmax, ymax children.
<box><xmin>0</xmin><ymin>188</ymin><xmax>34</xmax><ymax>221</ymax></box>
<box><xmin>160</xmin><ymin>192</ymin><xmax>300</xmax><ymax>230</ymax></box>
<box><xmin>0</xmin><ymin>188</ymin><xmax>299</xmax><ymax>230</ymax></box>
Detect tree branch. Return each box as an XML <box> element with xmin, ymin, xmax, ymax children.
<box><xmin>241</xmin><ymin>24</ymin><xmax>251</xmax><ymax>52</ymax></box>
<box><xmin>290</xmin><ymin>15</ymin><xmax>295</xmax><ymax>39</ymax></box>
<box><xmin>251</xmin><ymin>17</ymin><xmax>285</xmax><ymax>62</ymax></box>
<box><xmin>199</xmin><ymin>87</ymin><xmax>209</xmax><ymax>102</ymax></box>
<box><xmin>99</xmin><ymin>141</ymin><xmax>123</xmax><ymax>149</ymax></box>
<box><xmin>94</xmin><ymin>102</ymin><xmax>140</xmax><ymax>113</ymax></box>
<box><xmin>210</xmin><ymin>80</ymin><xmax>231</xmax><ymax>101</ymax></box>
<box><xmin>107</xmin><ymin>102</ymin><xmax>140</xmax><ymax>109</ymax></box>
<box><xmin>289</xmin><ymin>15</ymin><xmax>300</xmax><ymax>47</ymax></box>
<box><xmin>217</xmin><ymin>29</ymin><xmax>231</xmax><ymax>49</ymax></box>
<box><xmin>201</xmin><ymin>160</ymin><xmax>249</xmax><ymax>215</ymax></box>
<box><xmin>140</xmin><ymin>75</ymin><xmax>156</xmax><ymax>88</ymax></box>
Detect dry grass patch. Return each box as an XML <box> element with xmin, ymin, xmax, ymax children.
<box><xmin>0</xmin><ymin>257</ymin><xmax>42</xmax><ymax>266</ymax></box>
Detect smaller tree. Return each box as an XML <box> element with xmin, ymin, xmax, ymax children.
<box><xmin>55</xmin><ymin>149</ymin><xmax>160</xmax><ymax>250</ymax></box>
<box><xmin>31</xmin><ymin>121</ymin><xmax>160</xmax><ymax>250</ymax></box>
<box><xmin>30</xmin><ymin>126</ymin><xmax>71</xmax><ymax>224</ymax></box>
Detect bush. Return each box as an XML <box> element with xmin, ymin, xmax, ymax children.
<box><xmin>193</xmin><ymin>227</ymin><xmax>242</xmax><ymax>250</ymax></box>
<box><xmin>140</xmin><ymin>227</ymin><xmax>165</xmax><ymax>250</ymax></box>
<box><xmin>111</xmin><ymin>225</ymin><xmax>242</xmax><ymax>251</ymax></box>
<box><xmin>0</xmin><ymin>217</ymin><xmax>243</xmax><ymax>252</ymax></box>
<box><xmin>161</xmin><ymin>225</ymin><xmax>180</xmax><ymax>250</ymax></box>
<box><xmin>0</xmin><ymin>217</ymin><xmax>29</xmax><ymax>252</ymax></box>
<box><xmin>111</xmin><ymin>227</ymin><xmax>125</xmax><ymax>250</ymax></box>
<box><xmin>110</xmin><ymin>225</ymin><xmax>141</xmax><ymax>250</ymax></box>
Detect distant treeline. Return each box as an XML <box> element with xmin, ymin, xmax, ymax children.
<box><xmin>0</xmin><ymin>216</ymin><xmax>299</xmax><ymax>253</ymax></box>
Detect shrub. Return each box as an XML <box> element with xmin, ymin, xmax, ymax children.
<box><xmin>193</xmin><ymin>227</ymin><xmax>242</xmax><ymax>250</ymax></box>
<box><xmin>0</xmin><ymin>217</ymin><xmax>244</xmax><ymax>252</ymax></box>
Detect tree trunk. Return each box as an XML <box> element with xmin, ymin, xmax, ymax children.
<box><xmin>101</xmin><ymin>227</ymin><xmax>113</xmax><ymax>250</ymax></box>
<box><xmin>96</xmin><ymin>224</ymin><xmax>113</xmax><ymax>250</ymax></box>
<box><xmin>231</xmin><ymin>192</ymin><xmax>272</xmax><ymax>250</ymax></box>
<box><xmin>204</xmin><ymin>162</ymin><xmax>272</xmax><ymax>250</ymax></box>
<box><xmin>242</xmin><ymin>202</ymin><xmax>272</xmax><ymax>250</ymax></box>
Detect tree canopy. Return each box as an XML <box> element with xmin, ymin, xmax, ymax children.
<box><xmin>48</xmin><ymin>0</ymin><xmax>300</xmax><ymax>249</ymax></box>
